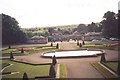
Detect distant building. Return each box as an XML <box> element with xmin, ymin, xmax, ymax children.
<box><xmin>84</xmin><ymin>32</ymin><xmax>103</xmax><ymax>41</ymax></box>
<box><xmin>27</xmin><ymin>36</ymin><xmax>48</xmax><ymax>44</ymax></box>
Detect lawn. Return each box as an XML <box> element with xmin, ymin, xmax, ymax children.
<box><xmin>91</xmin><ymin>62</ymin><xmax>117</xmax><ymax>78</ymax></box>
<box><xmin>82</xmin><ymin>42</ymin><xmax>120</xmax><ymax>51</ymax></box>
<box><xmin>60</xmin><ymin>64</ymin><xmax>67</xmax><ymax>78</ymax></box>
<box><xmin>1</xmin><ymin>44</ymin><xmax>59</xmax><ymax>79</ymax></box>
<box><xmin>1</xmin><ymin>45</ymin><xmax>57</xmax><ymax>57</ymax></box>
<box><xmin>104</xmin><ymin>62</ymin><xmax>118</xmax><ymax>73</ymax></box>
<box><xmin>2</xmin><ymin>60</ymin><xmax>50</xmax><ymax>79</ymax></box>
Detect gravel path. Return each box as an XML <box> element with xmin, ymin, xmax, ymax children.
<box><xmin>60</xmin><ymin>42</ymin><xmax>79</xmax><ymax>50</ymax></box>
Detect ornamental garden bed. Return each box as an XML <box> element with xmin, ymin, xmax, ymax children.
<box><xmin>2</xmin><ymin>60</ymin><xmax>50</xmax><ymax>78</ymax></box>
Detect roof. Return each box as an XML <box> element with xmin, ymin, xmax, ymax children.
<box><xmin>85</xmin><ymin>32</ymin><xmax>102</xmax><ymax>36</ymax></box>
<box><xmin>31</xmin><ymin>36</ymin><xmax>46</xmax><ymax>40</ymax></box>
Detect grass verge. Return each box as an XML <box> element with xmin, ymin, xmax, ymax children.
<box><xmin>104</xmin><ymin>62</ymin><xmax>118</xmax><ymax>73</ymax></box>
<box><xmin>91</xmin><ymin>62</ymin><xmax>117</xmax><ymax>79</ymax></box>
<box><xmin>60</xmin><ymin>64</ymin><xmax>67</xmax><ymax>78</ymax></box>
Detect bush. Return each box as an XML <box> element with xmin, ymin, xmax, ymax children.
<box><xmin>52</xmin><ymin>55</ymin><xmax>57</xmax><ymax>65</ymax></box>
<box><xmin>21</xmin><ymin>48</ymin><xmax>24</xmax><ymax>53</ymax></box>
<box><xmin>79</xmin><ymin>43</ymin><xmax>82</xmax><ymax>47</ymax></box>
<box><xmin>56</xmin><ymin>43</ymin><xmax>59</xmax><ymax>49</ymax></box>
<box><xmin>77</xmin><ymin>41</ymin><xmax>79</xmax><ymax>46</ymax></box>
<box><xmin>22</xmin><ymin>72</ymin><xmax>29</xmax><ymax>80</ymax></box>
<box><xmin>117</xmin><ymin>62</ymin><xmax>120</xmax><ymax>76</ymax></box>
<box><xmin>51</xmin><ymin>43</ymin><xmax>53</xmax><ymax>47</ymax></box>
<box><xmin>82</xmin><ymin>41</ymin><xmax>85</xmax><ymax>45</ymax></box>
<box><xmin>49</xmin><ymin>64</ymin><xmax>56</xmax><ymax>78</ymax></box>
<box><xmin>8</xmin><ymin>45</ymin><xmax>11</xmax><ymax>49</ymax></box>
<box><xmin>100</xmin><ymin>53</ymin><xmax>106</xmax><ymax>63</ymax></box>
<box><xmin>10</xmin><ymin>51</ymin><xmax>14</xmax><ymax>59</ymax></box>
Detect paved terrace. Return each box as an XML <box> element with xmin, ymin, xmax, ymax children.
<box><xmin>12</xmin><ymin>42</ymin><xmax>118</xmax><ymax>78</ymax></box>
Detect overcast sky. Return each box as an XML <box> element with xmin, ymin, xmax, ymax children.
<box><xmin>0</xmin><ymin>0</ymin><xmax>119</xmax><ymax>28</ymax></box>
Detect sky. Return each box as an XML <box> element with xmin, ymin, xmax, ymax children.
<box><xmin>0</xmin><ymin>0</ymin><xmax>119</xmax><ymax>28</ymax></box>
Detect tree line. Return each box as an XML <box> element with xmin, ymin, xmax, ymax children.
<box><xmin>2</xmin><ymin>10</ymin><xmax>119</xmax><ymax>45</ymax></box>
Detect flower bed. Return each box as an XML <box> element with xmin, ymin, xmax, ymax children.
<box><xmin>17</xmin><ymin>48</ymin><xmax>29</xmax><ymax>51</ymax></box>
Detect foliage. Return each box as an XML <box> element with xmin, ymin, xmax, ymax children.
<box><xmin>82</xmin><ymin>41</ymin><xmax>85</xmax><ymax>45</ymax></box>
<box><xmin>22</xmin><ymin>72</ymin><xmax>29</xmax><ymax>80</ymax></box>
<box><xmin>117</xmin><ymin>62</ymin><xmax>120</xmax><ymax>76</ymax></box>
<box><xmin>100</xmin><ymin>53</ymin><xmax>106</xmax><ymax>63</ymax></box>
<box><xmin>21</xmin><ymin>48</ymin><xmax>24</xmax><ymax>53</ymax></box>
<box><xmin>52</xmin><ymin>55</ymin><xmax>57</xmax><ymax>65</ymax></box>
<box><xmin>56</xmin><ymin>43</ymin><xmax>59</xmax><ymax>49</ymax></box>
<box><xmin>10</xmin><ymin>51</ymin><xmax>14</xmax><ymax>59</ymax></box>
<box><xmin>2</xmin><ymin>14</ymin><xmax>27</xmax><ymax>45</ymax></box>
<box><xmin>101</xmin><ymin>11</ymin><xmax>118</xmax><ymax>37</ymax></box>
<box><xmin>77</xmin><ymin>41</ymin><xmax>79</xmax><ymax>46</ymax></box>
<box><xmin>49</xmin><ymin>64</ymin><xmax>56</xmax><ymax>78</ymax></box>
<box><xmin>79</xmin><ymin>43</ymin><xmax>82</xmax><ymax>47</ymax></box>
<box><xmin>77</xmin><ymin>24</ymin><xmax>87</xmax><ymax>34</ymax></box>
<box><xmin>8</xmin><ymin>45</ymin><xmax>11</xmax><ymax>49</ymax></box>
<box><xmin>51</xmin><ymin>43</ymin><xmax>53</xmax><ymax>47</ymax></box>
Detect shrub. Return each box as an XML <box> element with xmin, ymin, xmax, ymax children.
<box><xmin>79</xmin><ymin>43</ymin><xmax>82</xmax><ymax>47</ymax></box>
<box><xmin>8</xmin><ymin>45</ymin><xmax>11</xmax><ymax>49</ymax></box>
<box><xmin>49</xmin><ymin>64</ymin><xmax>56</xmax><ymax>78</ymax></box>
<box><xmin>56</xmin><ymin>43</ymin><xmax>59</xmax><ymax>49</ymax></box>
<box><xmin>21</xmin><ymin>48</ymin><xmax>24</xmax><ymax>53</ymax></box>
<box><xmin>82</xmin><ymin>41</ymin><xmax>85</xmax><ymax>45</ymax></box>
<box><xmin>100</xmin><ymin>53</ymin><xmax>106</xmax><ymax>63</ymax></box>
<box><xmin>77</xmin><ymin>41</ymin><xmax>79</xmax><ymax>46</ymax></box>
<box><xmin>117</xmin><ymin>61</ymin><xmax>120</xmax><ymax>76</ymax></box>
<box><xmin>52</xmin><ymin>55</ymin><xmax>57</xmax><ymax>65</ymax></box>
<box><xmin>10</xmin><ymin>51</ymin><xmax>14</xmax><ymax>60</ymax></box>
<box><xmin>22</xmin><ymin>72</ymin><xmax>29</xmax><ymax>80</ymax></box>
<box><xmin>51</xmin><ymin>43</ymin><xmax>53</xmax><ymax>47</ymax></box>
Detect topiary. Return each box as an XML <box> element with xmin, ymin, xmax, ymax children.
<box><xmin>49</xmin><ymin>64</ymin><xmax>56</xmax><ymax>78</ymax></box>
<box><xmin>100</xmin><ymin>53</ymin><xmax>106</xmax><ymax>63</ymax></box>
<box><xmin>52</xmin><ymin>55</ymin><xmax>57</xmax><ymax>65</ymax></box>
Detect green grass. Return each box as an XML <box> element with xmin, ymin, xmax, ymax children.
<box><xmin>83</xmin><ymin>42</ymin><xmax>120</xmax><ymax>51</ymax></box>
<box><xmin>91</xmin><ymin>62</ymin><xmax>116</xmax><ymax>78</ymax></box>
<box><xmin>1</xmin><ymin>45</ymin><xmax>58</xmax><ymax>57</ymax></box>
<box><xmin>1</xmin><ymin>63</ymin><xmax>10</xmax><ymax>69</ymax></box>
<box><xmin>2</xmin><ymin>60</ymin><xmax>50</xmax><ymax>79</ymax></box>
<box><xmin>60</xmin><ymin>64</ymin><xmax>67</xmax><ymax>78</ymax></box>
<box><xmin>104</xmin><ymin>62</ymin><xmax>118</xmax><ymax>73</ymax></box>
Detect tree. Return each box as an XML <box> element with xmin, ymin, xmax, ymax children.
<box><xmin>77</xmin><ymin>24</ymin><xmax>87</xmax><ymax>34</ymax></box>
<box><xmin>48</xmin><ymin>27</ymin><xmax>54</xmax><ymax>36</ymax></box>
<box><xmin>2</xmin><ymin>14</ymin><xmax>27</xmax><ymax>45</ymax></box>
<box><xmin>101</xmin><ymin>11</ymin><xmax>118</xmax><ymax>37</ymax></box>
